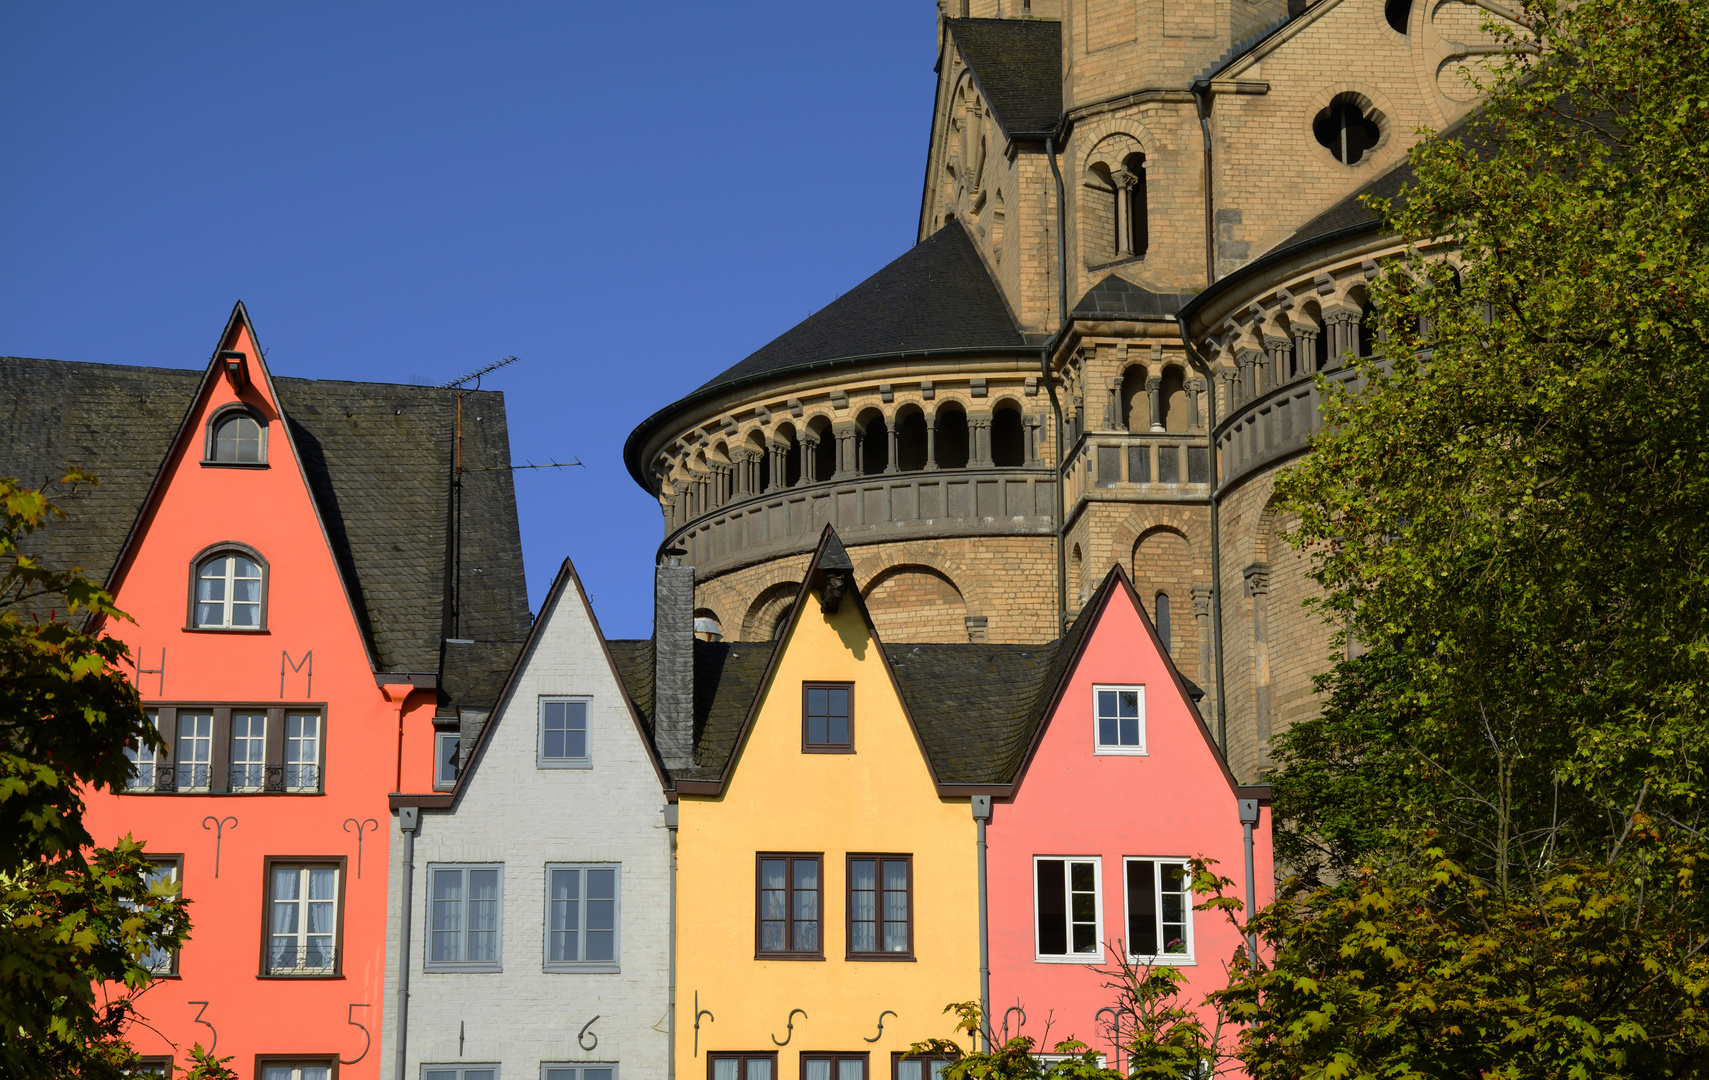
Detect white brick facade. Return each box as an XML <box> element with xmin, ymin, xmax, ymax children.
<box><xmin>380</xmin><ymin>563</ymin><xmax>672</xmax><ymax>1080</ymax></box>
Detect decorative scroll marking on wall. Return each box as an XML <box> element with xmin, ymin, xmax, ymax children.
<box><xmin>343</xmin><ymin>818</ymin><xmax>379</xmax><ymax>877</ymax></box>
<box><xmin>770</xmin><ymin>1008</ymin><xmax>807</xmax><ymax>1047</ymax></box>
<box><xmin>863</xmin><ymin>1010</ymin><xmax>897</xmax><ymax>1044</ymax></box>
<box><xmin>459</xmin><ymin>1020</ymin><xmax>465</xmax><ymax>1056</ymax></box>
<box><xmin>138</xmin><ymin>647</ymin><xmax>165</xmax><ymax>696</ymax></box>
<box><xmin>201</xmin><ymin>816</ymin><xmax>237</xmax><ymax>877</ymax></box>
<box><xmin>281</xmin><ymin>649</ymin><xmax>312</xmax><ymax>698</ymax></box>
<box><xmin>1095</xmin><ymin>1007</ymin><xmax>1122</xmax><ymax>1073</ymax></box>
<box><xmin>1000</xmin><ymin>1005</ymin><xmax>1027</xmax><ymax>1043</ymax></box>
<box><xmin>188</xmin><ymin>1000</ymin><xmax>217</xmax><ymax>1053</ymax></box>
<box><xmin>578</xmin><ymin>1016</ymin><xmax>600</xmax><ymax>1052</ymax></box>
<box><xmin>338</xmin><ymin>1003</ymin><xmax>373</xmax><ymax>1064</ymax></box>
<box><xmin>693</xmin><ymin>992</ymin><xmax>715</xmax><ymax>1057</ymax></box>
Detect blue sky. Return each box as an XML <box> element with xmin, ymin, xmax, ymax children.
<box><xmin>0</xmin><ymin>1</ymin><xmax>941</xmax><ymax>637</ymax></box>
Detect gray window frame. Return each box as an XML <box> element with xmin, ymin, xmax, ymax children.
<box><xmin>423</xmin><ymin>1066</ymin><xmax>500</xmax><ymax>1080</ymax></box>
<box><xmin>434</xmin><ymin>731</ymin><xmax>460</xmax><ymax>790</ymax></box>
<box><xmin>543</xmin><ymin>862</ymin><xmax>621</xmax><ymax>974</ymax></box>
<box><xmin>541</xmin><ymin>1064</ymin><xmax>618</xmax><ymax>1080</ymax></box>
<box><xmin>537</xmin><ymin>696</ymin><xmax>592</xmax><ymax>770</ymax></box>
<box><xmin>424</xmin><ymin>863</ymin><xmax>504</xmax><ymax>974</ymax></box>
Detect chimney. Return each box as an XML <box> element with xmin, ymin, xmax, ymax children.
<box><xmin>654</xmin><ymin>554</ymin><xmax>696</xmax><ymax>773</ymax></box>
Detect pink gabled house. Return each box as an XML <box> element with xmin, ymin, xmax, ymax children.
<box><xmin>983</xmin><ymin>564</ymin><xmax>1273</xmax><ymax>1071</ymax></box>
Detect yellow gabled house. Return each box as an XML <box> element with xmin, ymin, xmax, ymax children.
<box><xmin>670</xmin><ymin>528</ymin><xmax>982</xmax><ymax>1080</ymax></box>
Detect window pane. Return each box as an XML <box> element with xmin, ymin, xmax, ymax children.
<box><xmin>1036</xmin><ymin>860</ymin><xmax>1066</xmax><ymax>954</ymax></box>
<box><xmin>713</xmin><ymin>1062</ymin><xmax>739</xmax><ymax>1080</ymax></box>
<box><xmin>564</xmin><ymin>701</ymin><xmax>587</xmax><ymax>758</ymax></box>
<box><xmin>300</xmin><ymin>1067</ymin><xmax>330</xmax><ymax>1080</ymax></box>
<box><xmin>897</xmin><ymin>1063</ymin><xmax>922</xmax><ymax>1080</ymax></box>
<box><xmin>839</xmin><ymin>1061</ymin><xmax>864</xmax><ymax>1080</ymax></box>
<box><xmin>747</xmin><ymin>1060</ymin><xmax>772</xmax><ymax>1080</ymax></box>
<box><xmin>430</xmin><ymin>869</ymin><xmax>463</xmax><ymax>963</ymax></box>
<box><xmin>586</xmin><ymin>1070</ymin><xmax>613</xmax><ymax>1080</ymax></box>
<box><xmin>850</xmin><ymin>859</ymin><xmax>876</xmax><ymax>951</ymax></box>
<box><xmin>1070</xmin><ymin>861</ymin><xmax>1098</xmax><ymax>954</ymax></box>
<box><xmin>262</xmin><ymin>1069</ymin><xmax>295</xmax><ymax>1080</ymax></box>
<box><xmin>805</xmin><ymin>1061</ymin><xmax>831</xmax><ymax>1080</ymax></box>
<box><xmin>546</xmin><ymin>1071</ymin><xmax>576</xmax><ymax>1080</ymax></box>
<box><xmin>285</xmin><ymin>713</ymin><xmax>320</xmax><ymax>791</ymax></box>
<box><xmin>1098</xmin><ymin>713</ymin><xmax>1118</xmax><ymax>746</ymax></box>
<box><xmin>1128</xmin><ymin>860</ymin><xmax>1158</xmax><ymax>956</ymax></box>
<box><xmin>550</xmin><ymin>867</ymin><xmax>580</xmax><ymax>962</ymax></box>
<box><xmin>586</xmin><ymin>867</ymin><xmax>616</xmax><ymax>961</ymax></box>
<box><xmin>465</xmin><ymin>1072</ymin><xmax>495</xmax><ymax>1080</ymax></box>
<box><xmin>425</xmin><ymin>1073</ymin><xmax>459</xmax><ymax>1080</ymax></box>
<box><xmin>467</xmin><ymin>868</ymin><xmax>499</xmax><ymax>962</ymax></box>
<box><xmin>807</xmin><ymin>687</ymin><xmax>827</xmax><ymax>715</ymax></box>
<box><xmin>807</xmin><ymin>714</ymin><xmax>828</xmax><ymax>744</ymax></box>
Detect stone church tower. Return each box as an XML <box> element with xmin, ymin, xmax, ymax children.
<box><xmin>624</xmin><ymin>0</ymin><xmax>1515</xmax><ymax>781</ymax></box>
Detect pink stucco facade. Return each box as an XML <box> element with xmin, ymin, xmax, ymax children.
<box><xmin>986</xmin><ymin>573</ymin><xmax>1273</xmax><ymax>1070</ymax></box>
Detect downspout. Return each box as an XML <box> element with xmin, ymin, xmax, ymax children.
<box><xmin>972</xmin><ymin>796</ymin><xmax>993</xmax><ymax>1051</ymax></box>
<box><xmin>1176</xmin><ymin>319</ymin><xmax>1229</xmax><ymax>752</ymax></box>
<box><xmin>393</xmin><ymin>806</ymin><xmax>420</xmax><ymax>1080</ymax></box>
<box><xmin>666</xmin><ymin>802</ymin><xmax>679</xmax><ymax>1080</ymax></box>
<box><xmin>1192</xmin><ymin>81</ymin><xmax>1216</xmax><ymax>288</ymax></box>
<box><xmin>1045</xmin><ymin>134</ymin><xmax>1070</xmax><ymax>631</ymax></box>
<box><xmin>1239</xmin><ymin>798</ymin><xmax>1260</xmax><ymax>961</ymax></box>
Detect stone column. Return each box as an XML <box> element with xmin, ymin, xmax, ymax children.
<box><xmin>924</xmin><ymin>417</ymin><xmax>939</xmax><ymax>471</ymax></box>
<box><xmin>1244</xmin><ymin>562</ymin><xmax>1273</xmax><ymax>770</ymax></box>
<box><xmin>765</xmin><ymin>441</ymin><xmax>786</xmax><ymax>492</ymax></box>
<box><xmin>1237</xmin><ymin>349</ymin><xmax>1262</xmax><ymax>400</ymax></box>
<box><xmin>1186</xmin><ymin>378</ymin><xmax>1204</xmax><ymax>432</ymax></box>
<box><xmin>1191</xmin><ymin>584</ymin><xmax>1215</xmax><ymax>714</ymax></box>
<box><xmin>1105</xmin><ymin>377</ymin><xmax>1122</xmax><ymax>429</ymax></box>
<box><xmin>884</xmin><ymin>419</ymin><xmax>900</xmax><ymax>474</ymax></box>
<box><xmin>1292</xmin><ymin>326</ymin><xmax>1321</xmax><ymax>374</ymax></box>
<box><xmin>801</xmin><ymin>433</ymin><xmax>819</xmax><ymax>484</ymax></box>
<box><xmin>1264</xmin><ymin>335</ymin><xmax>1293</xmax><ymax>385</ymax></box>
<box><xmin>1324</xmin><ymin>311</ymin><xmax>1357</xmax><ymax>365</ymax></box>
<box><xmin>1024</xmin><ymin>415</ymin><xmax>1043</xmax><ymax>466</ymax></box>
<box><xmin>1146</xmin><ymin>376</ymin><xmax>1164</xmax><ymax>432</ymax></box>
<box><xmin>969</xmin><ymin>414</ymin><xmax>993</xmax><ymax>468</ymax></box>
<box><xmin>1114</xmin><ymin>169</ymin><xmax>1137</xmax><ymax>257</ymax></box>
<box><xmin>1217</xmin><ymin>370</ymin><xmax>1235</xmax><ymax>416</ymax></box>
<box><xmin>832</xmin><ymin>422</ymin><xmax>859</xmax><ymax>480</ymax></box>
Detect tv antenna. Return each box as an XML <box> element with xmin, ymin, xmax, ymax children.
<box><xmin>440</xmin><ymin>356</ymin><xmax>519</xmax><ymax>639</ymax></box>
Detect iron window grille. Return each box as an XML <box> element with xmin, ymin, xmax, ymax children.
<box><xmin>130</xmin><ymin>706</ymin><xmax>325</xmax><ymax>795</ymax></box>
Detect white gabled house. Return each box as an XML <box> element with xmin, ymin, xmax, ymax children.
<box><xmin>382</xmin><ymin>558</ymin><xmax>674</xmax><ymax>1080</ymax></box>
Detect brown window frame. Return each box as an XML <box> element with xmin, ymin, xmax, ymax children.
<box><xmin>130</xmin><ymin>1056</ymin><xmax>177</xmax><ymax>1076</ymax></box>
<box><xmin>754</xmin><ymin>852</ymin><xmax>824</xmax><ymax>960</ymax></box>
<box><xmin>253</xmin><ymin>1055</ymin><xmax>339</xmax><ymax>1079</ymax></box>
<box><xmin>258</xmin><ymin>856</ymin><xmax>347</xmax><ymax>978</ymax></box>
<box><xmin>846</xmin><ymin>853</ymin><xmax>914</xmax><ymax>961</ymax></box>
<box><xmin>122</xmin><ymin>702</ymin><xmax>328</xmax><ymax>795</ymax></box>
<box><xmin>801</xmin><ymin>1051</ymin><xmax>871</xmax><ymax>1080</ymax></box>
<box><xmin>707</xmin><ymin>1052</ymin><xmax>778</xmax><ymax>1080</ymax></box>
<box><xmin>801</xmin><ymin>682</ymin><xmax>854</xmax><ymax>753</ymax></box>
<box><xmin>890</xmin><ymin>1052</ymin><xmax>958</xmax><ymax>1080</ymax></box>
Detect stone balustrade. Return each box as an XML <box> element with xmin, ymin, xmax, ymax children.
<box><xmin>1065</xmin><ymin>430</ymin><xmax>1213</xmax><ymax>505</ymax></box>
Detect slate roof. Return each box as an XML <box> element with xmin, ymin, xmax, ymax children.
<box><xmin>690</xmin><ymin>221</ymin><xmax>1024</xmax><ymax>396</ymax></box>
<box><xmin>1071</xmin><ymin>275</ymin><xmax>1198</xmax><ymax>320</ymax></box>
<box><xmin>947</xmin><ymin>18</ymin><xmax>1063</xmax><ymax>136</ymax></box>
<box><xmin>607</xmin><ymin>637</ymin><xmax>779</xmax><ymax>782</ymax></box>
<box><xmin>0</xmin><ymin>355</ymin><xmax>532</xmax><ymax>713</ymax></box>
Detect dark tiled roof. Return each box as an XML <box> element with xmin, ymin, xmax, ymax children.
<box><xmin>948</xmin><ymin>18</ymin><xmax>1063</xmax><ymax>136</ymax></box>
<box><xmin>886</xmin><ymin>642</ymin><xmax>1062</xmax><ymax>785</ymax></box>
<box><xmin>0</xmin><ymin>356</ymin><xmax>531</xmax><ymax>712</ymax></box>
<box><xmin>1271</xmin><ymin>159</ymin><xmax>1415</xmax><ymax>252</ymax></box>
<box><xmin>692</xmin><ymin>221</ymin><xmax>1023</xmax><ymax>395</ymax></box>
<box><xmin>609</xmin><ymin>637</ymin><xmax>778</xmax><ymax>782</ymax></box>
<box><xmin>1071</xmin><ymin>275</ymin><xmax>1197</xmax><ymax>320</ymax></box>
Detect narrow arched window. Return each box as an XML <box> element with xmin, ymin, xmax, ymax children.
<box><xmin>207</xmin><ymin>408</ymin><xmax>267</xmax><ymax>464</ymax></box>
<box><xmin>991</xmin><ymin>405</ymin><xmax>1025</xmax><ymax>467</ymax></box>
<box><xmin>193</xmin><ymin>549</ymin><xmax>266</xmax><ymax>629</ymax></box>
<box><xmin>1155</xmin><ymin>592</ymin><xmax>1172</xmax><ymax>655</ymax></box>
<box><xmin>1121</xmin><ymin>153</ymin><xmax>1149</xmax><ymax>258</ymax></box>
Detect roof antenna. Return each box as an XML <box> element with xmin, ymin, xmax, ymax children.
<box><xmin>437</xmin><ymin>356</ymin><xmax>519</xmax><ymax>640</ymax></box>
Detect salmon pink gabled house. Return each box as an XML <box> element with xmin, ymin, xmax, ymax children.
<box><xmin>983</xmin><ymin>564</ymin><xmax>1273</xmax><ymax>1072</ymax></box>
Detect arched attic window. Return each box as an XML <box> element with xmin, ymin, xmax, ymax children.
<box><xmin>191</xmin><ymin>544</ymin><xmax>267</xmax><ymax>630</ymax></box>
<box><xmin>206</xmin><ymin>406</ymin><xmax>267</xmax><ymax>464</ymax></box>
<box><xmin>1155</xmin><ymin>592</ymin><xmax>1172</xmax><ymax>655</ymax></box>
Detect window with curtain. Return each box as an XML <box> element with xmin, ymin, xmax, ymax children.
<box><xmin>230</xmin><ymin>712</ymin><xmax>266</xmax><ymax>791</ymax></box>
<box><xmin>427</xmin><ymin>864</ymin><xmax>502</xmax><ymax>971</ymax></box>
<box><xmin>892</xmin><ymin>1055</ymin><xmax>955</xmax><ymax>1080</ymax></box>
<box><xmin>757</xmin><ymin>854</ymin><xmax>821</xmax><ymax>957</ymax></box>
<box><xmin>285</xmin><ymin>712</ymin><xmax>321</xmax><ymax>792</ymax></box>
<box><xmin>546</xmin><ymin>864</ymin><xmax>619</xmax><ymax>971</ymax></box>
<box><xmin>424</xmin><ymin>1068</ymin><xmax>495</xmax><ymax>1080</ymax></box>
<box><xmin>258</xmin><ymin>1063</ymin><xmax>332</xmax><ymax>1080</ymax></box>
<box><xmin>195</xmin><ymin>551</ymin><xmax>263</xmax><ymax>628</ymax></box>
<box><xmin>802</xmin><ymin>1054</ymin><xmax>867</xmax><ymax>1080</ymax></box>
<box><xmin>266</xmin><ymin>862</ymin><xmax>339</xmax><ymax>974</ymax></box>
<box><xmin>123</xmin><ymin>857</ymin><xmax>181</xmax><ymax>975</ymax></box>
<box><xmin>124</xmin><ymin>710</ymin><xmax>164</xmax><ymax>791</ymax></box>
<box><xmin>848</xmin><ymin>855</ymin><xmax>911</xmax><ymax>958</ymax></box>
<box><xmin>710</xmin><ymin>1054</ymin><xmax>774</xmax><ymax>1080</ymax></box>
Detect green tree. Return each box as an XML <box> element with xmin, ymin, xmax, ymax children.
<box><xmin>0</xmin><ymin>472</ymin><xmax>190</xmax><ymax>1078</ymax></box>
<box><xmin>1227</xmin><ymin>0</ymin><xmax>1709</xmax><ymax>1074</ymax></box>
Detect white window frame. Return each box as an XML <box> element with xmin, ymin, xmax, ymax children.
<box><xmin>259</xmin><ymin>1064</ymin><xmax>334</xmax><ymax>1080</ymax></box>
<box><xmin>542</xmin><ymin>1065</ymin><xmax>619</xmax><ymax>1080</ymax></box>
<box><xmin>1123</xmin><ymin>856</ymin><xmax>1196</xmax><ymax>965</ymax></box>
<box><xmin>1032</xmin><ymin>855</ymin><xmax>1103</xmax><ymax>963</ymax></box>
<box><xmin>434</xmin><ymin>731</ymin><xmax>460</xmax><ymax>790</ymax></box>
<box><xmin>543</xmin><ymin>863</ymin><xmax>621</xmax><ymax>973</ymax></box>
<box><xmin>195</xmin><ymin>552</ymin><xmax>264</xmax><ymax>629</ymax></box>
<box><xmin>124</xmin><ymin>710</ymin><xmax>165</xmax><ymax>792</ymax></box>
<box><xmin>229</xmin><ymin>711</ymin><xmax>267</xmax><ymax>792</ymax></box>
<box><xmin>1092</xmin><ymin>684</ymin><xmax>1147</xmax><ymax>755</ymax></box>
<box><xmin>537</xmin><ymin>696</ymin><xmax>592</xmax><ymax>769</ymax></box>
<box><xmin>266</xmin><ymin>862</ymin><xmax>340</xmax><ymax>975</ymax></box>
<box><xmin>284</xmin><ymin>711</ymin><xmax>322</xmax><ymax>793</ymax></box>
<box><xmin>174</xmin><ymin>712</ymin><xmax>213</xmax><ymax>792</ymax></box>
<box><xmin>425</xmin><ymin>863</ymin><xmax>504</xmax><ymax>973</ymax></box>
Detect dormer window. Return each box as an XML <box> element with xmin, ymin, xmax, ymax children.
<box><xmin>206</xmin><ymin>407</ymin><xmax>267</xmax><ymax>464</ymax></box>
<box><xmin>802</xmin><ymin>683</ymin><xmax>853</xmax><ymax>753</ymax></box>
<box><xmin>192</xmin><ymin>546</ymin><xmax>267</xmax><ymax>629</ymax></box>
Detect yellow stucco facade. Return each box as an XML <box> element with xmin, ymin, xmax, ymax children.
<box><xmin>675</xmin><ymin>581</ymin><xmax>979</xmax><ymax>1080</ymax></box>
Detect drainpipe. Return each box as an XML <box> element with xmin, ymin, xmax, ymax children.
<box><xmin>1239</xmin><ymin>798</ymin><xmax>1260</xmax><ymax>961</ymax></box>
<box><xmin>1192</xmin><ymin>82</ymin><xmax>1216</xmax><ymax>288</ymax></box>
<box><xmin>666</xmin><ymin>802</ymin><xmax>679</xmax><ymax>1080</ymax></box>
<box><xmin>1045</xmin><ymin>134</ymin><xmax>1070</xmax><ymax>631</ymax></box>
<box><xmin>394</xmin><ymin>807</ymin><xmax>420</xmax><ymax>1080</ymax></box>
<box><xmin>972</xmin><ymin>796</ymin><xmax>993</xmax><ymax>1051</ymax></box>
<box><xmin>1175</xmin><ymin>318</ymin><xmax>1229</xmax><ymax>752</ymax></box>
